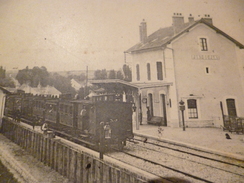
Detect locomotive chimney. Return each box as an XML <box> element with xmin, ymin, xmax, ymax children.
<box><xmin>139</xmin><ymin>19</ymin><xmax>147</xmax><ymax>43</ymax></box>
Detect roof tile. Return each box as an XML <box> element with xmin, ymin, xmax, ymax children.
<box><xmin>125</xmin><ymin>18</ymin><xmax>244</xmax><ymax>53</ymax></box>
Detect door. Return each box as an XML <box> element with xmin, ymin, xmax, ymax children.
<box><xmin>226</xmin><ymin>99</ymin><xmax>237</xmax><ymax>116</ymax></box>
<box><xmin>148</xmin><ymin>93</ymin><xmax>153</xmax><ymax>117</ymax></box>
<box><xmin>161</xmin><ymin>94</ymin><xmax>167</xmax><ymax>126</ymax></box>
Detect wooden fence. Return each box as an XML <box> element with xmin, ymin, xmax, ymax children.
<box><xmin>1</xmin><ymin>118</ymin><xmax>162</xmax><ymax>183</ymax></box>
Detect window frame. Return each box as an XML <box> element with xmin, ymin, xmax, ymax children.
<box><xmin>147</xmin><ymin>63</ymin><xmax>151</xmax><ymax>81</ymax></box>
<box><xmin>199</xmin><ymin>38</ymin><xmax>208</xmax><ymax>51</ymax></box>
<box><xmin>187</xmin><ymin>99</ymin><xmax>198</xmax><ymax>119</ymax></box>
<box><xmin>156</xmin><ymin>61</ymin><xmax>163</xmax><ymax>80</ymax></box>
<box><xmin>136</xmin><ymin>64</ymin><xmax>140</xmax><ymax>81</ymax></box>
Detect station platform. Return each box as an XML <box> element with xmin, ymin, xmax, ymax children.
<box><xmin>133</xmin><ymin>123</ymin><xmax>244</xmax><ymax>161</ymax></box>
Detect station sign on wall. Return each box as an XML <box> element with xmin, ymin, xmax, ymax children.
<box><xmin>191</xmin><ymin>55</ymin><xmax>220</xmax><ymax>60</ymax></box>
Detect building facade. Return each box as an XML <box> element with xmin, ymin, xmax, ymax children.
<box><xmin>125</xmin><ymin>13</ymin><xmax>244</xmax><ymax>128</ymax></box>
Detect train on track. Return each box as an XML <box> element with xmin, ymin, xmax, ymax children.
<box><xmin>3</xmin><ymin>91</ymin><xmax>134</xmax><ymax>150</ymax></box>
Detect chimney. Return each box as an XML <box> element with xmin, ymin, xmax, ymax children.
<box><xmin>188</xmin><ymin>14</ymin><xmax>194</xmax><ymax>24</ymax></box>
<box><xmin>203</xmin><ymin>14</ymin><xmax>213</xmax><ymax>25</ymax></box>
<box><xmin>139</xmin><ymin>19</ymin><xmax>147</xmax><ymax>43</ymax></box>
<box><xmin>172</xmin><ymin>13</ymin><xmax>184</xmax><ymax>34</ymax></box>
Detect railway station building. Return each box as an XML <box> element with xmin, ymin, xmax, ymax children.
<box><xmin>92</xmin><ymin>13</ymin><xmax>244</xmax><ymax>128</ymax></box>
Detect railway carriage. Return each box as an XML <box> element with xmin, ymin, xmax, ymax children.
<box><xmin>44</xmin><ymin>98</ymin><xmax>59</xmax><ymax>124</ymax></box>
<box><xmin>4</xmin><ymin>94</ymin><xmax>22</xmax><ymax>117</ymax></box>
<box><xmin>21</xmin><ymin>94</ymin><xmax>34</xmax><ymax>119</ymax></box>
<box><xmin>4</xmin><ymin>92</ymin><xmax>134</xmax><ymax>150</ymax></box>
<box><xmin>32</xmin><ymin>95</ymin><xmax>46</xmax><ymax>119</ymax></box>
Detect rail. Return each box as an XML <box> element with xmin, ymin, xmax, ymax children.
<box><xmin>1</xmin><ymin>117</ymin><xmax>162</xmax><ymax>183</ymax></box>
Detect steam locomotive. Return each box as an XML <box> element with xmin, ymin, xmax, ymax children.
<box><xmin>4</xmin><ymin>91</ymin><xmax>134</xmax><ymax>150</ymax></box>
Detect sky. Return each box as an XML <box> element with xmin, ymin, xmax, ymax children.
<box><xmin>0</xmin><ymin>0</ymin><xmax>244</xmax><ymax>72</ymax></box>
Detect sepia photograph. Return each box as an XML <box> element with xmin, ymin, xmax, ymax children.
<box><xmin>0</xmin><ymin>0</ymin><xmax>244</xmax><ymax>182</ymax></box>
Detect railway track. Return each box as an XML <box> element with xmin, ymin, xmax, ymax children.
<box><xmin>8</xmin><ymin>118</ymin><xmax>244</xmax><ymax>182</ymax></box>
<box><xmin>106</xmin><ymin>134</ymin><xmax>244</xmax><ymax>183</ymax></box>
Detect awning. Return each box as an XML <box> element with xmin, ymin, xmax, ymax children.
<box><xmin>90</xmin><ymin>79</ymin><xmax>173</xmax><ymax>90</ymax></box>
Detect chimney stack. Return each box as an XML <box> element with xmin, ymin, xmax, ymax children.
<box><xmin>188</xmin><ymin>14</ymin><xmax>194</xmax><ymax>24</ymax></box>
<box><xmin>203</xmin><ymin>14</ymin><xmax>213</xmax><ymax>25</ymax></box>
<box><xmin>172</xmin><ymin>13</ymin><xmax>184</xmax><ymax>34</ymax></box>
<box><xmin>139</xmin><ymin>19</ymin><xmax>147</xmax><ymax>43</ymax></box>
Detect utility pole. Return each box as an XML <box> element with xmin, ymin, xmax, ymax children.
<box><xmin>84</xmin><ymin>66</ymin><xmax>88</xmax><ymax>97</ymax></box>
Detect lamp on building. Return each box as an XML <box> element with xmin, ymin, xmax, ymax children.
<box><xmin>142</xmin><ymin>98</ymin><xmax>147</xmax><ymax>103</ymax></box>
<box><xmin>179</xmin><ymin>100</ymin><xmax>186</xmax><ymax>131</ymax></box>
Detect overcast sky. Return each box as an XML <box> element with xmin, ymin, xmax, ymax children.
<box><xmin>0</xmin><ymin>0</ymin><xmax>244</xmax><ymax>72</ymax></box>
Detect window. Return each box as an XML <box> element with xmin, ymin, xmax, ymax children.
<box><xmin>156</xmin><ymin>62</ymin><xmax>163</xmax><ymax>80</ymax></box>
<box><xmin>147</xmin><ymin>63</ymin><xmax>151</xmax><ymax>80</ymax></box>
<box><xmin>206</xmin><ymin>67</ymin><xmax>209</xmax><ymax>74</ymax></box>
<box><xmin>136</xmin><ymin>64</ymin><xmax>140</xmax><ymax>81</ymax></box>
<box><xmin>200</xmin><ymin>38</ymin><xmax>208</xmax><ymax>51</ymax></box>
<box><xmin>187</xmin><ymin>99</ymin><xmax>198</xmax><ymax>119</ymax></box>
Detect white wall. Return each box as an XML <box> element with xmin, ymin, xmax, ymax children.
<box><xmin>172</xmin><ymin>23</ymin><xmax>244</xmax><ymax>126</ymax></box>
<box><xmin>131</xmin><ymin>50</ymin><xmax>164</xmax><ymax>83</ymax></box>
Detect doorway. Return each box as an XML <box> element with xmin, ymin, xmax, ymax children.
<box><xmin>160</xmin><ymin>94</ymin><xmax>167</xmax><ymax>126</ymax></box>
<box><xmin>226</xmin><ymin>98</ymin><xmax>237</xmax><ymax>116</ymax></box>
<box><xmin>148</xmin><ymin>93</ymin><xmax>153</xmax><ymax>117</ymax></box>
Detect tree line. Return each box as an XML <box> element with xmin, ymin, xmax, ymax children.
<box><xmin>93</xmin><ymin>65</ymin><xmax>131</xmax><ymax>81</ymax></box>
<box><xmin>0</xmin><ymin>66</ymin><xmax>15</xmax><ymax>87</ymax></box>
<box><xmin>0</xmin><ymin>64</ymin><xmax>132</xmax><ymax>97</ymax></box>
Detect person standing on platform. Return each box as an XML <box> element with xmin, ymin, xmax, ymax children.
<box><xmin>147</xmin><ymin>107</ymin><xmax>151</xmax><ymax>122</ymax></box>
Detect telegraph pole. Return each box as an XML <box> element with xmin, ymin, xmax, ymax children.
<box><xmin>84</xmin><ymin>66</ymin><xmax>88</xmax><ymax>97</ymax></box>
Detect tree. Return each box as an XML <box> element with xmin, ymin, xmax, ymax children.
<box><xmin>0</xmin><ymin>66</ymin><xmax>6</xmax><ymax>79</ymax></box>
<box><xmin>49</xmin><ymin>72</ymin><xmax>76</xmax><ymax>95</ymax></box>
<box><xmin>15</xmin><ymin>66</ymin><xmax>32</xmax><ymax>85</ymax></box>
<box><xmin>15</xmin><ymin>66</ymin><xmax>49</xmax><ymax>87</ymax></box>
<box><xmin>123</xmin><ymin>64</ymin><xmax>132</xmax><ymax>82</ymax></box>
<box><xmin>116</xmin><ymin>70</ymin><xmax>124</xmax><ymax>80</ymax></box>
<box><xmin>108</xmin><ymin>70</ymin><xmax>116</xmax><ymax>79</ymax></box>
<box><xmin>0</xmin><ymin>77</ymin><xmax>15</xmax><ymax>87</ymax></box>
<box><xmin>94</xmin><ymin>69</ymin><xmax>107</xmax><ymax>80</ymax></box>
<box><xmin>0</xmin><ymin>66</ymin><xmax>15</xmax><ymax>87</ymax></box>
<box><xmin>68</xmin><ymin>73</ymin><xmax>86</xmax><ymax>82</ymax></box>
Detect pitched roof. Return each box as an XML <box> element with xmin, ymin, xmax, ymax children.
<box><xmin>125</xmin><ymin>18</ymin><xmax>244</xmax><ymax>53</ymax></box>
<box><xmin>0</xmin><ymin>86</ymin><xmax>12</xmax><ymax>94</ymax></box>
<box><xmin>18</xmin><ymin>84</ymin><xmax>61</xmax><ymax>96</ymax></box>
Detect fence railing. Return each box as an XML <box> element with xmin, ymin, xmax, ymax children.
<box><xmin>1</xmin><ymin>118</ymin><xmax>162</xmax><ymax>183</ymax></box>
<box><xmin>223</xmin><ymin>115</ymin><xmax>244</xmax><ymax>134</ymax></box>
